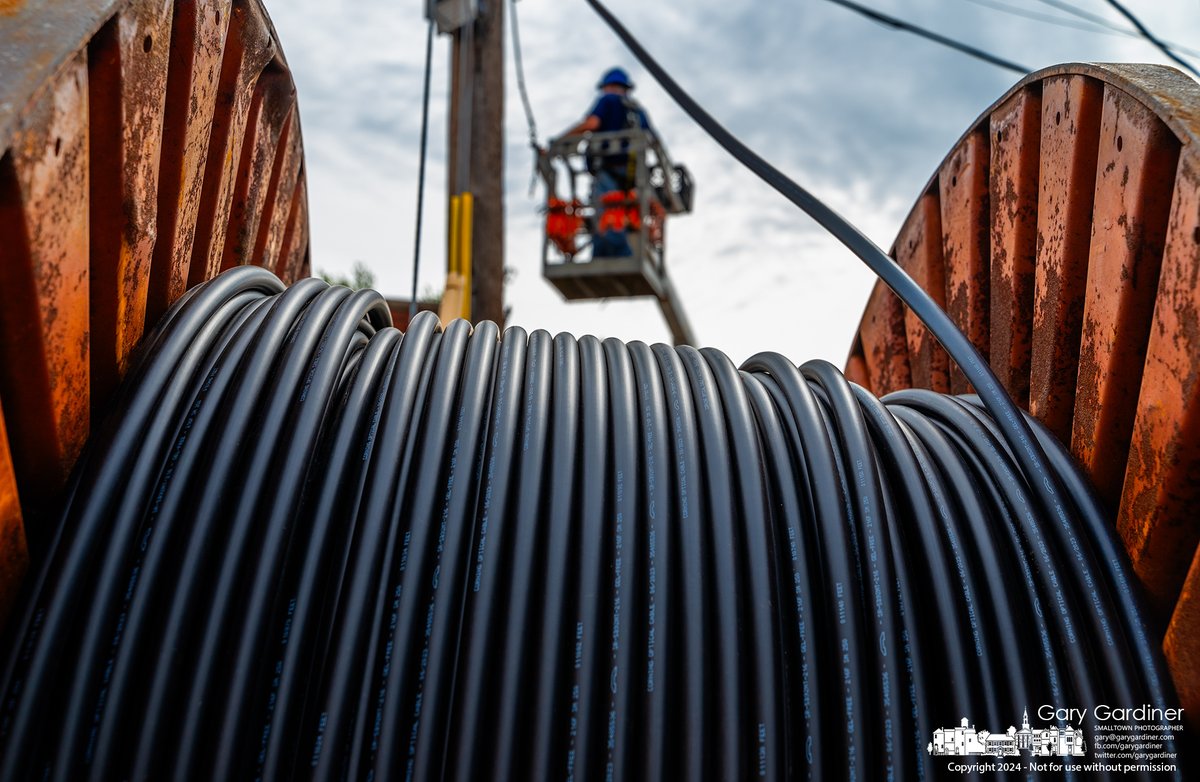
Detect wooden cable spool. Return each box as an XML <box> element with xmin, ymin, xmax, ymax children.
<box><xmin>0</xmin><ymin>0</ymin><xmax>310</xmax><ymax>622</ymax></box>
<box><xmin>845</xmin><ymin>62</ymin><xmax>1200</xmax><ymax>730</ymax></box>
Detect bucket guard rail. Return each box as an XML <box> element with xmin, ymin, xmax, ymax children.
<box><xmin>536</xmin><ymin>127</ymin><xmax>696</xmax><ymax>346</ymax></box>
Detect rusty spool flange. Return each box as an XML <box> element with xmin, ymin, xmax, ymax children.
<box><xmin>0</xmin><ymin>0</ymin><xmax>311</xmax><ymax>622</ymax></box>
<box><xmin>845</xmin><ymin>62</ymin><xmax>1200</xmax><ymax>731</ymax></box>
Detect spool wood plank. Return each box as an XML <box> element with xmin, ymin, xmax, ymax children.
<box><xmin>939</xmin><ymin>129</ymin><xmax>991</xmax><ymax>394</ymax></box>
<box><xmin>278</xmin><ymin>169</ymin><xmax>311</xmax><ymax>282</ymax></box>
<box><xmin>843</xmin><ymin>336</ymin><xmax>869</xmax><ymax>388</ymax></box>
<box><xmin>146</xmin><ymin>0</ymin><xmax>233</xmax><ymax>327</ymax></box>
<box><xmin>258</xmin><ymin>105</ymin><xmax>303</xmax><ymax>273</ymax></box>
<box><xmin>1120</xmin><ymin>155</ymin><xmax>1200</xmax><ymax>615</ymax></box>
<box><xmin>1165</xmin><ymin>546</ymin><xmax>1200</xmax><ymax>736</ymax></box>
<box><xmin>0</xmin><ymin>53</ymin><xmax>91</xmax><ymax>527</ymax></box>
<box><xmin>217</xmin><ymin>64</ymin><xmax>292</xmax><ymax>274</ymax></box>
<box><xmin>0</xmin><ymin>0</ymin><xmax>309</xmax><ymax>621</ymax></box>
<box><xmin>858</xmin><ymin>283</ymin><xmax>911</xmax><ymax>396</ymax></box>
<box><xmin>0</xmin><ymin>399</ymin><xmax>26</xmax><ymax>629</ymax></box>
<box><xmin>1030</xmin><ymin>75</ymin><xmax>1103</xmax><ymax>444</ymax></box>
<box><xmin>86</xmin><ymin>0</ymin><xmax>172</xmax><ymax>408</ymax></box>
<box><xmin>191</xmin><ymin>0</ymin><xmax>278</xmax><ymax>286</ymax></box>
<box><xmin>989</xmin><ymin>87</ymin><xmax>1041</xmax><ymax>408</ymax></box>
<box><xmin>894</xmin><ymin>192</ymin><xmax>949</xmax><ymax>393</ymax></box>
<box><xmin>1071</xmin><ymin>85</ymin><xmax>1179</xmax><ymax>511</ymax></box>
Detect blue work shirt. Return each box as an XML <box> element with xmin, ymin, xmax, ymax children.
<box><xmin>589</xmin><ymin>93</ymin><xmax>649</xmax><ymax>133</ymax></box>
<box><xmin>587</xmin><ymin>93</ymin><xmax>650</xmax><ymax>179</ymax></box>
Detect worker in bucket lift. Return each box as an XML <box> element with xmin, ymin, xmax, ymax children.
<box><xmin>550</xmin><ymin>67</ymin><xmax>652</xmax><ymax>258</ymax></box>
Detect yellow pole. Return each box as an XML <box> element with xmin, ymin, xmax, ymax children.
<box><xmin>440</xmin><ymin>195</ymin><xmax>464</xmax><ymax>325</ymax></box>
<box><xmin>448</xmin><ymin>195</ymin><xmax>462</xmax><ymax>275</ymax></box>
<box><xmin>460</xmin><ymin>192</ymin><xmax>474</xmax><ymax>321</ymax></box>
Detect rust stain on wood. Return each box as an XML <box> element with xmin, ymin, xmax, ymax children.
<box><xmin>87</xmin><ymin>1</ymin><xmax>172</xmax><ymax>416</ymax></box>
<box><xmin>939</xmin><ymin>129</ymin><xmax>991</xmax><ymax>393</ymax></box>
<box><xmin>1164</xmin><ymin>545</ymin><xmax>1200</xmax><ymax>736</ymax></box>
<box><xmin>258</xmin><ymin>103</ymin><xmax>302</xmax><ymax>272</ymax></box>
<box><xmin>860</xmin><ymin>283</ymin><xmax>911</xmax><ymax>396</ymax></box>
<box><xmin>279</xmin><ymin>169</ymin><xmax>309</xmax><ymax>281</ymax></box>
<box><xmin>989</xmin><ymin>87</ymin><xmax>1041</xmax><ymax>408</ymax></box>
<box><xmin>146</xmin><ymin>0</ymin><xmax>233</xmax><ymax>327</ymax></box>
<box><xmin>192</xmin><ymin>0</ymin><xmax>278</xmax><ymax>285</ymax></box>
<box><xmin>1118</xmin><ymin>156</ymin><xmax>1200</xmax><ymax>616</ymax></box>
<box><xmin>0</xmin><ymin>397</ymin><xmax>28</xmax><ymax>630</ymax></box>
<box><xmin>1031</xmin><ymin>75</ymin><xmax>1103</xmax><ymax>444</ymax></box>
<box><xmin>1071</xmin><ymin>85</ymin><xmax>1179</xmax><ymax>511</ymax></box>
<box><xmin>216</xmin><ymin>63</ymin><xmax>291</xmax><ymax>274</ymax></box>
<box><xmin>893</xmin><ymin>192</ymin><xmax>950</xmax><ymax>393</ymax></box>
<box><xmin>0</xmin><ymin>53</ymin><xmax>90</xmax><ymax>526</ymax></box>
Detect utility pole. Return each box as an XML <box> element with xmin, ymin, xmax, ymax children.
<box><xmin>432</xmin><ymin>0</ymin><xmax>506</xmax><ymax>327</ymax></box>
<box><xmin>468</xmin><ymin>0</ymin><xmax>505</xmax><ymax>326</ymax></box>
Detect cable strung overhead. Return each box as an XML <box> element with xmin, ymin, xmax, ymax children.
<box><xmin>823</xmin><ymin>0</ymin><xmax>1030</xmax><ymax>74</ymax></box>
<box><xmin>411</xmin><ymin>19</ymin><xmax>436</xmax><ymax>320</ymax></box>
<box><xmin>0</xmin><ymin>267</ymin><xmax>1184</xmax><ymax>780</ymax></box>
<box><xmin>1098</xmin><ymin>0</ymin><xmax>1200</xmax><ymax>79</ymax></box>
<box><xmin>964</xmin><ymin>0</ymin><xmax>1132</xmax><ymax>37</ymax></box>
<box><xmin>509</xmin><ymin>0</ymin><xmax>540</xmax><ymax>149</ymax></box>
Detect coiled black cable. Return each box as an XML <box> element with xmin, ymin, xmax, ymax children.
<box><xmin>0</xmin><ymin>265</ymin><xmax>1185</xmax><ymax>781</ymax></box>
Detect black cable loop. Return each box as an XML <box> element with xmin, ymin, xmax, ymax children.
<box><xmin>563</xmin><ymin>335</ymin><xmax>611</xmax><ymax>781</ymax></box>
<box><xmin>0</xmin><ymin>265</ymin><xmax>1187</xmax><ymax>781</ymax></box>
<box><xmin>803</xmin><ymin>359</ymin><xmax>912</xmax><ymax>779</ymax></box>
<box><xmin>302</xmin><ymin>312</ymin><xmax>442</xmax><ymax>781</ymax></box>
<box><xmin>485</xmin><ymin>327</ymin><xmax>553</xmax><ymax>781</ymax></box>
<box><xmin>172</xmin><ymin>283</ymin><xmax>360</xmax><ymax>781</ymax></box>
<box><xmin>359</xmin><ymin>317</ymin><xmax>475</xmax><ymax>781</ymax></box>
<box><xmin>973</xmin><ymin>396</ymin><xmax>1178</xmax><ymax>709</ymax></box>
<box><xmin>527</xmin><ymin>331</ymin><xmax>583</xmax><ymax>782</ymax></box>
<box><xmin>625</xmin><ymin>340</ymin><xmax>674</xmax><ymax>781</ymax></box>
<box><xmin>889</xmin><ymin>406</ymin><xmax>1052</xmax><ymax>782</ymax></box>
<box><xmin>704</xmin><ymin>348</ymin><xmax>786</xmax><ymax>781</ymax></box>
<box><xmin>601</xmin><ymin>336</ymin><xmax>643</xmax><ymax>782</ymax></box>
<box><xmin>740</xmin><ymin>370</ymin><xmax>825</xmax><ymax>781</ymax></box>
<box><xmin>651</xmin><ymin>341</ymin><xmax>711</xmax><ymax>782</ymax></box>
<box><xmin>86</xmin><ymin>293</ymin><xmax>283</xmax><ymax>782</ymax></box>
<box><xmin>443</xmin><ymin>325</ymin><xmax>528</xmax><ymax>782</ymax></box>
<box><xmin>891</xmin><ymin>390</ymin><xmax>1139</xmax><ymax>723</ymax></box>
<box><xmin>259</xmin><ymin>324</ymin><xmax>405</xmax><ymax>782</ymax></box>
<box><xmin>848</xmin><ymin>391</ymin><xmax>932</xmax><ymax>777</ymax></box>
<box><xmin>677</xmin><ymin>345</ymin><xmax>746</xmax><ymax>781</ymax></box>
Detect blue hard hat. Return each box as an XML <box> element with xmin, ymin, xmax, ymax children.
<box><xmin>597</xmin><ymin>67</ymin><xmax>634</xmax><ymax>90</ymax></box>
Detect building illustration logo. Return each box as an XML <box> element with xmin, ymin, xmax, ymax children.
<box><xmin>928</xmin><ymin>709</ymin><xmax>1086</xmax><ymax>757</ymax></box>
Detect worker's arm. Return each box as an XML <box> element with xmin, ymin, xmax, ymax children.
<box><xmin>551</xmin><ymin>114</ymin><xmax>601</xmax><ymax>145</ymax></box>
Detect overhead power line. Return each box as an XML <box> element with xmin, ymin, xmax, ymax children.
<box><xmin>508</xmin><ymin>0</ymin><xmax>539</xmax><ymax>147</ymax></box>
<box><xmin>1098</xmin><ymin>0</ymin><xmax>1200</xmax><ymax>79</ymax></box>
<box><xmin>824</xmin><ymin>0</ymin><xmax>1030</xmax><ymax>75</ymax></box>
<box><xmin>963</xmin><ymin>0</ymin><xmax>1128</xmax><ymax>37</ymax></box>
<box><xmin>508</xmin><ymin>0</ymin><xmax>543</xmax><ymax>194</ymax></box>
<box><xmin>1028</xmin><ymin>0</ymin><xmax>1200</xmax><ymax>58</ymax></box>
<box><xmin>1032</xmin><ymin>0</ymin><xmax>1141</xmax><ymax>32</ymax></box>
<box><xmin>410</xmin><ymin>20</ymin><xmax>435</xmax><ymax>321</ymax></box>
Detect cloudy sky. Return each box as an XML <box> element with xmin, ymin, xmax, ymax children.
<box><xmin>266</xmin><ymin>0</ymin><xmax>1200</xmax><ymax>365</ymax></box>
